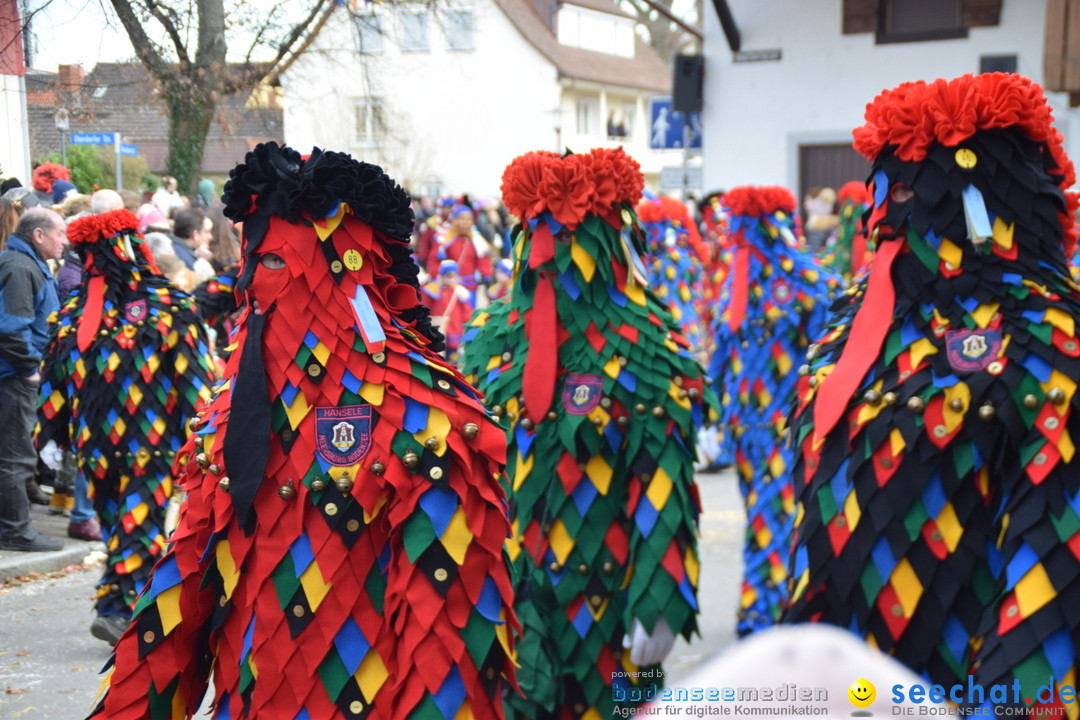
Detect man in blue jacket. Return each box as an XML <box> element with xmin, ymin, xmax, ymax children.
<box><xmin>0</xmin><ymin>207</ymin><xmax>65</xmax><ymax>551</ymax></box>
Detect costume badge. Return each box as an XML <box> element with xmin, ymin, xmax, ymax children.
<box><xmin>562</xmin><ymin>373</ymin><xmax>603</xmax><ymax>415</ymax></box>
<box><xmin>945</xmin><ymin>328</ymin><xmax>1001</xmax><ymax>373</ymax></box>
<box><xmin>771</xmin><ymin>280</ymin><xmax>794</xmax><ymax>305</ymax></box>
<box><xmin>316</xmin><ymin>405</ymin><xmax>372</xmax><ymax>466</ymax></box>
<box><xmin>124</xmin><ymin>299</ymin><xmax>147</xmax><ymax>323</ymax></box>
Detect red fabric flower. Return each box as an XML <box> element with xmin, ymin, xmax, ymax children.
<box><xmin>541</xmin><ymin>155</ymin><xmax>593</xmax><ymax>227</ymax></box>
<box><xmin>67</xmin><ymin>209</ymin><xmax>140</xmax><ymax>246</ymax></box>
<box><xmin>501</xmin><ymin>151</ymin><xmax>557</xmax><ymax>222</ymax></box>
<box><xmin>837</xmin><ymin>181</ymin><xmax>871</xmax><ymax>206</ymax></box>
<box><xmin>31</xmin><ymin>162</ymin><xmax>71</xmax><ymax>193</ymax></box>
<box><xmin>722</xmin><ymin>186</ymin><xmax>797</xmax><ymax>218</ymax></box>
<box><xmin>499</xmin><ymin>148</ymin><xmax>645</xmax><ymax>229</ymax></box>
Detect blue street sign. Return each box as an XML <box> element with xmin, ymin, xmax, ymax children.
<box><xmin>648</xmin><ymin>97</ymin><xmax>702</xmax><ymax>150</ymax></box>
<box><xmin>120</xmin><ymin>144</ymin><xmax>139</xmax><ymax>157</ymax></box>
<box><xmin>70</xmin><ymin>132</ymin><xmax>116</xmax><ymax>145</ymax></box>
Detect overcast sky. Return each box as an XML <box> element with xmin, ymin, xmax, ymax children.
<box><xmin>24</xmin><ymin>0</ymin><xmax>135</xmax><ymax>69</ymax></box>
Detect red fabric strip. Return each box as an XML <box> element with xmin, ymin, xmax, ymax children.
<box><xmin>813</xmin><ymin>239</ymin><xmax>902</xmax><ymax>439</ymax></box>
<box><xmin>522</xmin><ymin>272</ymin><xmax>557</xmax><ymax>419</ymax></box>
<box><xmin>77</xmin><ymin>274</ymin><xmax>105</xmax><ymax>352</ymax></box>
<box><xmin>727</xmin><ymin>245</ymin><xmax>751</xmax><ymax>332</ymax></box>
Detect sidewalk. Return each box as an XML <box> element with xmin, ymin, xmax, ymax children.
<box><xmin>0</xmin><ymin>503</ymin><xmax>101</xmax><ymax>581</ymax></box>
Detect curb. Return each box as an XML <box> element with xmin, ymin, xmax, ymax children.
<box><xmin>0</xmin><ymin>539</ymin><xmax>99</xmax><ymax>581</ymax></box>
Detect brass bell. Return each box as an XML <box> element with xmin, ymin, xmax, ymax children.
<box><xmin>808</xmin><ymin>377</ymin><xmax>819</xmax><ymax>388</ymax></box>
<box><xmin>863</xmin><ymin>390</ymin><xmax>882</xmax><ymax>406</ymax></box>
<box><xmin>463</xmin><ymin>423</ymin><xmax>479</xmax><ymax>439</ymax></box>
<box><xmin>634</xmin><ymin>403</ymin><xmax>647</xmax><ymax>414</ymax></box>
<box><xmin>949</xmin><ymin>399</ymin><xmax>964</xmax><ymax>412</ymax></box>
<box><xmin>188</xmin><ymin>417</ymin><xmax>202</xmax><ymax>431</ymax></box>
<box><xmin>602</xmin><ymin>561</ymin><xmax>616</xmax><ymax>574</ymax></box>
<box><xmin>195</xmin><ymin>452</ymin><xmax>209</xmax><ymax>468</ymax></box>
<box><xmin>335</xmin><ymin>476</ymin><xmax>353</xmax><ymax>494</ymax></box>
<box><xmin>616</xmin><ymin>416</ymin><xmax>629</xmax><ymax>428</ymax></box>
<box><xmin>882</xmin><ymin>392</ymin><xmax>898</xmax><ymax>406</ymax></box>
<box><xmin>208</xmin><ymin>464</ymin><xmax>222</xmax><ymax>476</ymax></box>
<box><xmin>978</xmin><ymin>403</ymin><xmax>996</xmax><ymax>420</ymax></box>
<box><xmin>193</xmin><ymin>435</ymin><xmax>205</xmax><ymax>450</ymax></box>
<box><xmin>520</xmin><ymin>418</ymin><xmax>535</xmax><ymax>431</ymax></box>
<box><xmin>652</xmin><ymin>406</ymin><xmax>665</xmax><ymax>417</ymax></box>
<box><xmin>688</xmin><ymin>388</ymin><xmax>700</xmax><ymax>399</ymax></box>
<box><xmin>371</xmin><ymin>461</ymin><xmax>386</xmax><ymax>475</ymax></box>
<box><xmin>546</xmin><ymin>411</ymin><xmax>558</xmax><ymax>421</ymax></box>
<box><xmin>1048</xmin><ymin>387</ymin><xmax>1067</xmax><ymax>405</ymax></box>
<box><xmin>1023</xmin><ymin>394</ymin><xmax>1039</xmax><ymax>409</ymax></box>
<box><xmin>491</xmin><ymin>405</ymin><xmax>504</xmax><ymax>416</ymax></box>
<box><xmin>592</xmin><ymin>416</ymin><xmax>604</xmax><ymax>426</ymax></box>
<box><xmin>907</xmin><ymin>396</ymin><xmax>925</xmax><ymax>412</ymax></box>
<box><xmin>797</xmin><ymin>365</ymin><xmax>810</xmax><ymax>376</ymax></box>
<box><xmin>403</xmin><ymin>451</ymin><xmax>419</xmax><ymax>468</ymax></box>
<box><xmin>278</xmin><ymin>484</ymin><xmax>296</xmax><ymax>500</ymax></box>
<box><xmin>678</xmin><ymin>389</ymin><xmax>689</xmax><ymax>399</ymax></box>
<box><xmin>424</xmin><ymin>437</ymin><xmax>440</xmax><ymax>451</ymax></box>
<box><xmin>218</xmin><ymin>477</ymin><xmax>231</xmax><ymax>492</ymax></box>
<box><xmin>311</xmin><ymin>479</ymin><xmax>327</xmax><ymax>492</ymax></box>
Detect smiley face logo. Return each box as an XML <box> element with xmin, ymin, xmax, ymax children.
<box><xmin>848</xmin><ymin>678</ymin><xmax>876</xmax><ymax>708</ymax></box>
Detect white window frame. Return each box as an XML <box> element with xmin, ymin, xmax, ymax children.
<box><xmin>401</xmin><ymin>12</ymin><xmax>430</xmax><ymax>52</ymax></box>
<box><xmin>353</xmin><ymin>96</ymin><xmax>385</xmax><ymax>147</ymax></box>
<box><xmin>445</xmin><ymin>10</ymin><xmax>475</xmax><ymax>51</ymax></box>
<box><xmin>354</xmin><ymin>13</ymin><xmax>384</xmax><ymax>55</ymax></box>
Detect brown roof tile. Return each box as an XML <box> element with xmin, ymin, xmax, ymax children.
<box><xmin>494</xmin><ymin>0</ymin><xmax>671</xmax><ymax>93</ymax></box>
<box><xmin>27</xmin><ymin>62</ymin><xmax>283</xmax><ymax>175</ymax></box>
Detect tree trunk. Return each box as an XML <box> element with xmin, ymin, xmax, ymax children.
<box><xmin>163</xmin><ymin>82</ymin><xmax>215</xmax><ymax>195</ymax></box>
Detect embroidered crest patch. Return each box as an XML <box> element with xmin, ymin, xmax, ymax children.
<box><xmin>562</xmin><ymin>373</ymin><xmax>603</xmax><ymax>415</ymax></box>
<box><xmin>124</xmin><ymin>299</ymin><xmax>147</xmax><ymax>323</ymax></box>
<box><xmin>945</xmin><ymin>328</ymin><xmax>1002</xmax><ymax>373</ymax></box>
<box><xmin>315</xmin><ymin>405</ymin><xmax>372</xmax><ymax>466</ymax></box>
<box><xmin>771</xmin><ymin>280</ymin><xmax>794</xmax><ymax>305</ymax></box>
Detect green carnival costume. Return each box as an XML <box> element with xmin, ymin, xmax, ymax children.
<box><xmin>462</xmin><ymin>149</ymin><xmax>716</xmax><ymax>719</ymax></box>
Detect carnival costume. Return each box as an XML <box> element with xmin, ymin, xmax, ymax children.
<box><xmin>462</xmin><ymin>148</ymin><xmax>716</xmax><ymax>718</ymax></box>
<box><xmin>707</xmin><ymin>186</ymin><xmax>837</xmax><ymax>636</ymax></box>
<box><xmin>783</xmin><ymin>74</ymin><xmax>1080</xmax><ymax>715</ymax></box>
<box><xmin>87</xmin><ymin>143</ymin><xmax>517</xmax><ymax>719</ymax></box>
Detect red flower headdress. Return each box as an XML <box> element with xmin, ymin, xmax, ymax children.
<box><xmin>837</xmin><ymin>180</ymin><xmax>871</xmax><ymax>206</ymax></box>
<box><xmin>854</xmin><ymin>73</ymin><xmax>1074</xmax><ymax>188</ymax></box>
<box><xmin>31</xmin><ymin>162</ymin><xmax>71</xmax><ymax>193</ymax></box>
<box><xmin>501</xmin><ymin>148</ymin><xmax>644</xmax><ymax>229</ymax></box>
<box><xmin>636</xmin><ymin>195</ymin><xmax>709</xmax><ymax>262</ymax></box>
<box><xmin>722</xmin><ymin>186</ymin><xmax>797</xmax><ymax>218</ymax></box>
<box><xmin>854</xmin><ymin>72</ymin><xmax>1079</xmax><ymax>253</ymax></box>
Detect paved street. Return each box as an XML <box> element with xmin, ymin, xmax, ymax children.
<box><xmin>0</xmin><ymin>470</ymin><xmax>743</xmax><ymax>718</ymax></box>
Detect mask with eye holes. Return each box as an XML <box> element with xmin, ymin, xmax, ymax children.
<box><xmin>218</xmin><ymin>142</ymin><xmax>444</xmax><ymax>528</ymax></box>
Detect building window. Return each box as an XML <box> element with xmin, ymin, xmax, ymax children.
<box><xmin>354</xmin><ymin>14</ymin><xmax>384</xmax><ymax>54</ymax></box>
<box><xmin>576</xmin><ymin>100</ymin><xmax>592</xmax><ymax>136</ymax></box>
<box><xmin>446</xmin><ymin>10</ymin><xmax>474</xmax><ymax>51</ymax></box>
<box><xmin>354</xmin><ymin>97</ymin><xmax>385</xmax><ymax>146</ymax></box>
<box><xmin>401</xmin><ymin>12</ymin><xmax>429</xmax><ymax>52</ymax></box>
<box><xmin>878</xmin><ymin>0</ymin><xmax>966</xmax><ymax>43</ymax></box>
<box><xmin>980</xmin><ymin>55</ymin><xmax>1017</xmax><ymax>74</ymax></box>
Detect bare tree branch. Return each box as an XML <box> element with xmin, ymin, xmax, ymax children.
<box><xmin>142</xmin><ymin>0</ymin><xmax>191</xmax><ymax>68</ymax></box>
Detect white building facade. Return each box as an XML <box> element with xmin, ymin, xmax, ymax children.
<box><xmin>701</xmin><ymin>0</ymin><xmax>1078</xmax><ymax>198</ymax></box>
<box><xmin>282</xmin><ymin>0</ymin><xmax>673</xmax><ymax>199</ymax></box>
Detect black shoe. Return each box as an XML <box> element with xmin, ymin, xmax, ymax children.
<box><xmin>26</xmin><ymin>480</ymin><xmax>50</xmax><ymax>505</ymax></box>
<box><xmin>90</xmin><ymin>615</ymin><xmax>130</xmax><ymax>646</ymax></box>
<box><xmin>0</xmin><ymin>533</ymin><xmax>64</xmax><ymax>552</ymax></box>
